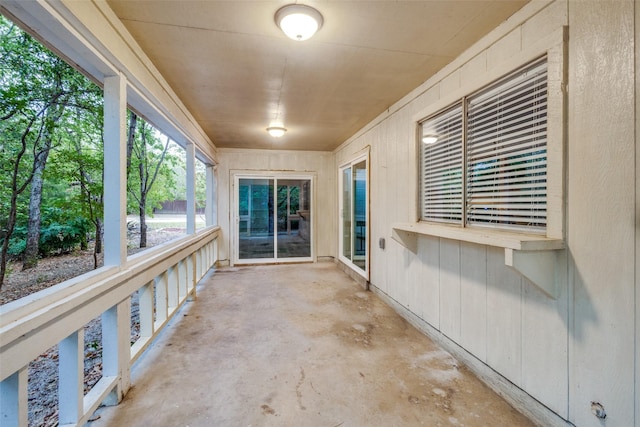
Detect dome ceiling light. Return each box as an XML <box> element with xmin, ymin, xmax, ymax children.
<box><xmin>267</xmin><ymin>125</ymin><xmax>287</xmax><ymax>138</ymax></box>
<box><xmin>275</xmin><ymin>4</ymin><xmax>324</xmax><ymax>41</ymax></box>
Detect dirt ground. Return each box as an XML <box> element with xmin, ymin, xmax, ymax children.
<box><xmin>0</xmin><ymin>228</ymin><xmax>184</xmax><ymax>305</ymax></box>
<box><xmin>0</xmin><ymin>228</ymin><xmax>184</xmax><ymax>427</ymax></box>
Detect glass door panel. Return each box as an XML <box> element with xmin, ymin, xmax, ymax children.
<box><xmin>353</xmin><ymin>160</ymin><xmax>367</xmax><ymax>271</ymax></box>
<box><xmin>342</xmin><ymin>167</ymin><xmax>352</xmax><ymax>260</ymax></box>
<box><xmin>236</xmin><ymin>175</ymin><xmax>312</xmax><ymax>264</ymax></box>
<box><xmin>238</xmin><ymin>178</ymin><xmax>274</xmax><ymax>259</ymax></box>
<box><xmin>339</xmin><ymin>156</ymin><xmax>368</xmax><ymax>278</ymax></box>
<box><xmin>276</xmin><ymin>179</ymin><xmax>311</xmax><ymax>258</ymax></box>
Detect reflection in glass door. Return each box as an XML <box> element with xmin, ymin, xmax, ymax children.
<box><xmin>238</xmin><ymin>178</ymin><xmax>274</xmax><ymax>259</ymax></box>
<box><xmin>339</xmin><ymin>157</ymin><xmax>368</xmax><ymax>276</ymax></box>
<box><xmin>237</xmin><ymin>176</ymin><xmax>312</xmax><ymax>263</ymax></box>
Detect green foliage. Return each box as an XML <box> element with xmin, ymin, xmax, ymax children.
<box><xmin>127</xmin><ymin>119</ymin><xmax>178</xmax><ymax>215</ymax></box>
<box><xmin>5</xmin><ymin>208</ymin><xmax>90</xmax><ymax>257</ymax></box>
<box><xmin>166</xmin><ymin>143</ymin><xmax>208</xmax><ymax>209</ymax></box>
<box><xmin>39</xmin><ymin>217</ymin><xmax>90</xmax><ymax>256</ymax></box>
<box><xmin>0</xmin><ymin>14</ymin><xmax>103</xmax><ymax>274</ymax></box>
<box><xmin>0</xmin><ymin>14</ymin><xmax>203</xmax><ymax>276</ymax></box>
<box><xmin>6</xmin><ymin>226</ymin><xmax>26</xmax><ymax>257</ymax></box>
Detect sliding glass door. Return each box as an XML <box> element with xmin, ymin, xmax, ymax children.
<box><xmin>339</xmin><ymin>156</ymin><xmax>368</xmax><ymax>277</ymax></box>
<box><xmin>235</xmin><ymin>175</ymin><xmax>312</xmax><ymax>264</ymax></box>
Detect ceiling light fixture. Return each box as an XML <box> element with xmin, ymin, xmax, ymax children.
<box><xmin>267</xmin><ymin>125</ymin><xmax>287</xmax><ymax>138</ymax></box>
<box><xmin>422</xmin><ymin>135</ymin><xmax>439</xmax><ymax>144</ymax></box>
<box><xmin>275</xmin><ymin>4</ymin><xmax>323</xmax><ymax>41</ymax></box>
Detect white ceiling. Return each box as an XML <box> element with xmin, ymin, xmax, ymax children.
<box><xmin>105</xmin><ymin>0</ymin><xmax>528</xmax><ymax>152</ymax></box>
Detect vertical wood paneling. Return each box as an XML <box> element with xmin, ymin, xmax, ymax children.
<box><xmin>416</xmin><ymin>236</ymin><xmax>440</xmax><ymax>328</ymax></box>
<box><xmin>636</xmin><ymin>0</ymin><xmax>640</xmax><ymax>423</ymax></box>
<box><xmin>567</xmin><ymin>1</ymin><xmax>636</xmax><ymax>425</ymax></box>
<box><xmin>486</xmin><ymin>246</ymin><xmax>522</xmax><ymax>386</ymax></box>
<box><xmin>373</xmin><ymin>127</ymin><xmax>390</xmax><ymax>294</ymax></box>
<box><xmin>439</xmin><ymin>239</ymin><xmax>461</xmax><ymax>341</ymax></box>
<box><xmin>460</xmin><ymin>242</ymin><xmax>487</xmax><ymax>362</ymax></box>
<box><xmin>521</xmin><ymin>266</ymin><xmax>568</xmax><ymax>418</ymax></box>
<box><xmin>331</xmin><ymin>2</ymin><xmax>638</xmax><ymax>425</ymax></box>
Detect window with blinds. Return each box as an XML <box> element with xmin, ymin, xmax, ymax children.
<box><xmin>420</xmin><ymin>103</ymin><xmax>463</xmax><ymax>223</ymax></box>
<box><xmin>419</xmin><ymin>57</ymin><xmax>548</xmax><ymax>232</ymax></box>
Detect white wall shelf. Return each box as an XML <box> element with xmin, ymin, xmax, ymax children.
<box><xmin>391</xmin><ymin>222</ymin><xmax>565</xmax><ymax>299</ymax></box>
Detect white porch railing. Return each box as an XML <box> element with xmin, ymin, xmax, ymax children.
<box><xmin>0</xmin><ymin>226</ymin><xmax>220</xmax><ymax>427</ymax></box>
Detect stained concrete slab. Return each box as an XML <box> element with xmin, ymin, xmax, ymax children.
<box><xmin>89</xmin><ymin>263</ymin><xmax>535</xmax><ymax>427</ymax></box>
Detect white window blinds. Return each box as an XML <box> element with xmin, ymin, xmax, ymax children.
<box><xmin>466</xmin><ymin>58</ymin><xmax>547</xmax><ymax>231</ymax></box>
<box><xmin>418</xmin><ymin>57</ymin><xmax>548</xmax><ymax>232</ymax></box>
<box><xmin>420</xmin><ymin>103</ymin><xmax>463</xmax><ymax>223</ymax></box>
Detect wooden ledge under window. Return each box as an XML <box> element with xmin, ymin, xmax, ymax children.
<box><xmin>391</xmin><ymin>222</ymin><xmax>565</xmax><ymax>299</ymax></box>
<box><xmin>391</xmin><ymin>222</ymin><xmax>564</xmax><ymax>252</ymax></box>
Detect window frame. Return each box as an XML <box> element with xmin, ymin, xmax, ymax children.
<box><xmin>411</xmin><ymin>30</ymin><xmax>566</xmax><ymax>242</ymax></box>
<box><xmin>420</xmin><ymin>57</ymin><xmax>549</xmax><ymax>234</ymax></box>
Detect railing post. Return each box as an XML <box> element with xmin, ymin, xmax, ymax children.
<box><xmin>155</xmin><ymin>272</ymin><xmax>168</xmax><ymax>329</ymax></box>
<box><xmin>178</xmin><ymin>259</ymin><xmax>187</xmax><ymax>301</ymax></box>
<box><xmin>101</xmin><ymin>300</ymin><xmax>131</xmax><ymax>406</ymax></box>
<box><xmin>213</xmin><ymin>238</ymin><xmax>219</xmax><ymax>266</ymax></box>
<box><xmin>167</xmin><ymin>265</ymin><xmax>178</xmax><ymax>312</ymax></box>
<box><xmin>0</xmin><ymin>368</ymin><xmax>27</xmax><ymax>427</ymax></box>
<box><xmin>187</xmin><ymin>254</ymin><xmax>195</xmax><ymax>298</ymax></box>
<box><xmin>59</xmin><ymin>330</ymin><xmax>84</xmax><ymax>424</ymax></box>
<box><xmin>139</xmin><ymin>281</ymin><xmax>154</xmax><ymax>339</ymax></box>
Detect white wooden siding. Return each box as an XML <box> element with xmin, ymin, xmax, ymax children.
<box><xmin>567</xmin><ymin>1</ymin><xmax>636</xmax><ymax>426</ymax></box>
<box><xmin>334</xmin><ymin>0</ymin><xmax>637</xmax><ymax>425</ymax></box>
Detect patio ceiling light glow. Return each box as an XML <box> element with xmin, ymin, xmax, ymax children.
<box><xmin>422</xmin><ymin>134</ymin><xmax>439</xmax><ymax>144</ymax></box>
<box><xmin>267</xmin><ymin>125</ymin><xmax>287</xmax><ymax>138</ymax></box>
<box><xmin>275</xmin><ymin>4</ymin><xmax>323</xmax><ymax>41</ymax></box>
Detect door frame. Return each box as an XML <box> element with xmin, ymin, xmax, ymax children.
<box><xmin>338</xmin><ymin>153</ymin><xmax>370</xmax><ymax>280</ymax></box>
<box><xmin>231</xmin><ymin>170</ymin><xmax>315</xmax><ymax>265</ymax></box>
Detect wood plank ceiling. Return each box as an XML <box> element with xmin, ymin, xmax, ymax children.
<box><xmin>106</xmin><ymin>0</ymin><xmax>528</xmax><ymax>152</ymax></box>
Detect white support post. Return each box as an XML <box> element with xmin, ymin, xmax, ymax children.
<box><xmin>205</xmin><ymin>164</ymin><xmax>217</xmax><ymax>226</ymax></box>
<box><xmin>0</xmin><ymin>368</ymin><xmax>27</xmax><ymax>427</ymax></box>
<box><xmin>59</xmin><ymin>330</ymin><xmax>84</xmax><ymax>425</ymax></box>
<box><xmin>139</xmin><ymin>281</ymin><xmax>154</xmax><ymax>339</ymax></box>
<box><xmin>103</xmin><ymin>74</ymin><xmax>127</xmax><ymax>266</ymax></box>
<box><xmin>186</xmin><ymin>143</ymin><xmax>196</xmax><ymax>234</ymax></box>
<box><xmin>101</xmin><ymin>300</ymin><xmax>131</xmax><ymax>406</ymax></box>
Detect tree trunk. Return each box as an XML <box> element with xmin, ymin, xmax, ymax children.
<box><xmin>139</xmin><ymin>201</ymin><xmax>147</xmax><ymax>248</ymax></box>
<box><xmin>94</xmin><ymin>217</ymin><xmax>103</xmax><ymax>254</ymax></box>
<box><xmin>138</xmin><ymin>133</ymin><xmax>147</xmax><ymax>248</ymax></box>
<box><xmin>93</xmin><ymin>217</ymin><xmax>103</xmax><ymax>269</ymax></box>
<box><xmin>127</xmin><ymin>112</ymin><xmax>137</xmax><ymax>175</ymax></box>
<box><xmin>22</xmin><ymin>149</ymin><xmax>50</xmax><ymax>270</ymax></box>
<box><xmin>79</xmin><ymin>185</ymin><xmax>88</xmax><ymax>250</ymax></box>
<box><xmin>0</xmin><ymin>114</ymin><xmax>42</xmax><ymax>289</ymax></box>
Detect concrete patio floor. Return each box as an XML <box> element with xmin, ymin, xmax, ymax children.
<box><xmin>89</xmin><ymin>263</ymin><xmax>535</xmax><ymax>427</ymax></box>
